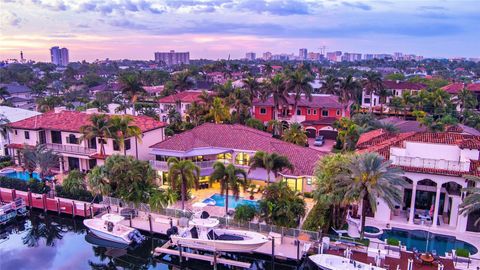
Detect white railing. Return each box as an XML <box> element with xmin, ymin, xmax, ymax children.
<box><xmin>149</xmin><ymin>159</ymin><xmax>234</xmax><ymax>171</ymax></box>
<box><xmin>391</xmin><ymin>155</ymin><xmax>470</xmax><ymax>172</ymax></box>
<box><xmin>45</xmin><ymin>143</ymin><xmax>97</xmax><ymax>155</ymax></box>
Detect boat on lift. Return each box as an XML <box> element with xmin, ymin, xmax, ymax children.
<box><xmin>0</xmin><ymin>198</ymin><xmax>28</xmax><ymax>225</ymax></box>
<box><xmin>167</xmin><ymin>209</ymin><xmax>269</xmax><ymax>253</ymax></box>
<box><xmin>308</xmin><ymin>254</ymin><xmax>386</xmax><ymax>270</ymax></box>
<box><xmin>83</xmin><ymin>214</ymin><xmax>145</xmax><ymax>245</ymax></box>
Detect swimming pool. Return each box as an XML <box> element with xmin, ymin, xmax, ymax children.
<box><xmin>203</xmin><ymin>193</ymin><xmax>258</xmax><ymax>209</ymax></box>
<box><xmin>2</xmin><ymin>171</ymin><xmax>44</xmax><ymax>181</ymax></box>
<box><xmin>379</xmin><ymin>227</ymin><xmax>478</xmax><ymax>256</ymax></box>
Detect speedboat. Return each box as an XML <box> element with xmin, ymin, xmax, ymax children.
<box><xmin>0</xmin><ymin>198</ymin><xmax>28</xmax><ymax>225</ymax></box>
<box><xmin>83</xmin><ymin>214</ymin><xmax>145</xmax><ymax>245</ymax></box>
<box><xmin>309</xmin><ymin>254</ymin><xmax>386</xmax><ymax>270</ymax></box>
<box><xmin>167</xmin><ymin>210</ymin><xmax>268</xmax><ymax>253</ymax></box>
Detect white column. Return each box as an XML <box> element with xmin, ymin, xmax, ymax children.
<box><xmin>408</xmin><ymin>182</ymin><xmax>417</xmax><ymax>224</ymax></box>
<box><xmin>59</xmin><ymin>157</ymin><xmax>64</xmax><ymax>174</ymax></box>
<box><xmin>432</xmin><ymin>185</ymin><xmax>442</xmax><ymax>227</ymax></box>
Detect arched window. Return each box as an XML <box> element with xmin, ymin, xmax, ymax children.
<box><xmin>68</xmin><ymin>134</ymin><xmax>78</xmax><ymax>144</ymax></box>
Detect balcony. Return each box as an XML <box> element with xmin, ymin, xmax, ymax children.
<box><xmin>45</xmin><ymin>143</ymin><xmax>97</xmax><ymax>156</ymax></box>
<box><xmin>277</xmin><ymin>115</ymin><xmax>306</xmax><ymax>123</ymax></box>
<box><xmin>390</xmin><ymin>155</ymin><xmax>471</xmax><ymax>172</ymax></box>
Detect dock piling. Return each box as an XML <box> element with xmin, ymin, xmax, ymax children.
<box><xmin>213</xmin><ymin>250</ymin><xmax>217</xmax><ymax>270</ymax></box>
<box><xmin>84</xmin><ymin>203</ymin><xmax>87</xmax><ymax>217</ymax></box>
<box><xmin>178</xmin><ymin>244</ymin><xmax>183</xmax><ymax>264</ymax></box>
<box><xmin>148</xmin><ymin>214</ymin><xmax>153</xmax><ymax>233</ymax></box>
<box><xmin>271</xmin><ymin>237</ymin><xmax>275</xmax><ymax>262</ymax></box>
<box><xmin>296</xmin><ymin>239</ymin><xmax>300</xmax><ymax>263</ymax></box>
<box><xmin>57</xmin><ymin>199</ymin><xmax>61</xmax><ymax>215</ymax></box>
<box><xmin>42</xmin><ymin>193</ymin><xmax>47</xmax><ymax>212</ymax></box>
<box><xmin>129</xmin><ymin>214</ymin><xmax>133</xmax><ymax>227</ymax></box>
<box><xmin>72</xmin><ymin>201</ymin><xmax>76</xmax><ymax>218</ymax></box>
<box><xmin>90</xmin><ymin>205</ymin><xmax>94</xmax><ymax>218</ymax></box>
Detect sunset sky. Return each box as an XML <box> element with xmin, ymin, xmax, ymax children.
<box><xmin>1</xmin><ymin>0</ymin><xmax>479</xmax><ymax>62</ymax></box>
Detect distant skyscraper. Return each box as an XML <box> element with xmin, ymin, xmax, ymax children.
<box><xmin>154</xmin><ymin>50</ymin><xmax>190</xmax><ymax>66</ymax></box>
<box><xmin>299</xmin><ymin>48</ymin><xmax>308</xmax><ymax>60</ymax></box>
<box><xmin>245</xmin><ymin>52</ymin><xmax>256</xmax><ymax>61</ymax></box>
<box><xmin>20</xmin><ymin>51</ymin><xmax>24</xmax><ymax>63</ymax></box>
<box><xmin>262</xmin><ymin>52</ymin><xmax>272</xmax><ymax>60</ymax></box>
<box><xmin>326</xmin><ymin>51</ymin><xmax>342</xmax><ymax>62</ymax></box>
<box><xmin>50</xmin><ymin>46</ymin><xmax>69</xmax><ymax>66</ymax></box>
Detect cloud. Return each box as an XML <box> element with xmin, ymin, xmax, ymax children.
<box><xmin>419</xmin><ymin>5</ymin><xmax>446</xmax><ymax>11</ymax></box>
<box><xmin>235</xmin><ymin>0</ymin><xmax>316</xmax><ymax>16</ymax></box>
<box><xmin>0</xmin><ymin>11</ymin><xmax>22</xmax><ymax>27</ymax></box>
<box><xmin>341</xmin><ymin>1</ymin><xmax>372</xmax><ymax>11</ymax></box>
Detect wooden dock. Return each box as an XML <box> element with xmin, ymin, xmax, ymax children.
<box><xmin>0</xmin><ymin>187</ymin><xmax>103</xmax><ymax>217</ymax></box>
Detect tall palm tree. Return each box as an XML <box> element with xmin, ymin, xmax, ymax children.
<box><xmin>242</xmin><ymin>76</ymin><xmax>261</xmax><ymax>105</ymax></box>
<box><xmin>0</xmin><ymin>114</ymin><xmax>10</xmax><ymax>141</ymax></box>
<box><xmin>339</xmin><ymin>75</ymin><xmax>361</xmax><ymax>115</ymax></box>
<box><xmin>167</xmin><ymin>157</ymin><xmax>200</xmax><ymax>211</ymax></box>
<box><xmin>36</xmin><ymin>96</ymin><xmax>64</xmax><ymax>112</ymax></box>
<box><xmin>0</xmin><ymin>86</ymin><xmax>11</xmax><ymax>102</ymax></box>
<box><xmin>337</xmin><ymin>152</ymin><xmax>405</xmax><ymax>239</ymax></box>
<box><xmin>119</xmin><ymin>73</ymin><xmax>146</xmax><ymax>116</ymax></box>
<box><xmin>172</xmin><ymin>71</ymin><xmax>194</xmax><ymax>91</ymax></box>
<box><xmin>210</xmin><ymin>162</ymin><xmax>248</xmax><ymax>215</ymax></box>
<box><xmin>282</xmin><ymin>122</ymin><xmax>307</xmax><ymax>146</ymax></box>
<box><xmin>79</xmin><ymin>114</ymin><xmax>113</xmax><ymax>156</ymax></box>
<box><xmin>265</xmin><ymin>74</ymin><xmax>289</xmax><ymax>121</ymax></box>
<box><xmin>333</xmin><ymin>118</ymin><xmax>358</xmax><ymax>152</ymax></box>
<box><xmin>460</xmin><ymin>175</ymin><xmax>480</xmax><ymax>226</ymax></box>
<box><xmin>87</xmin><ymin>166</ymin><xmax>111</xmax><ymax>196</ymax></box>
<box><xmin>21</xmin><ymin>144</ymin><xmax>59</xmax><ymax>181</ymax></box>
<box><xmin>456</xmin><ymin>88</ymin><xmax>477</xmax><ymax>116</ymax></box>
<box><xmin>376</xmin><ymin>88</ymin><xmax>392</xmax><ymax>116</ymax></box>
<box><xmin>249</xmin><ymin>151</ymin><xmax>293</xmax><ymax>185</ymax></box>
<box><xmin>362</xmin><ymin>72</ymin><xmax>384</xmax><ymax>112</ymax></box>
<box><xmin>286</xmin><ymin>69</ymin><xmax>314</xmax><ymax>122</ymax></box>
<box><xmin>400</xmin><ymin>91</ymin><xmax>413</xmax><ymax>119</ymax></box>
<box><xmin>263</xmin><ymin>63</ymin><xmax>273</xmax><ymax>78</ymax></box>
<box><xmin>320</xmin><ymin>75</ymin><xmax>338</xmax><ymax>95</ymax></box>
<box><xmin>109</xmin><ymin>115</ymin><xmax>142</xmax><ymax>157</ymax></box>
<box><xmin>207</xmin><ymin>97</ymin><xmax>230</xmax><ymax>124</ymax></box>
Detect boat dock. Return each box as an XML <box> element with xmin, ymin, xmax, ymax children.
<box><xmin>0</xmin><ymin>187</ymin><xmax>103</xmax><ymax>218</ymax></box>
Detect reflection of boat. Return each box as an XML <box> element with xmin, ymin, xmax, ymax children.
<box><xmin>85</xmin><ymin>232</ymin><xmax>131</xmax><ymax>249</ymax></box>
<box><xmin>309</xmin><ymin>254</ymin><xmax>386</xmax><ymax>270</ymax></box>
<box><xmin>83</xmin><ymin>214</ymin><xmax>145</xmax><ymax>245</ymax></box>
<box><xmin>168</xmin><ymin>210</ymin><xmax>268</xmax><ymax>253</ymax></box>
<box><xmin>0</xmin><ymin>198</ymin><xmax>28</xmax><ymax>225</ymax></box>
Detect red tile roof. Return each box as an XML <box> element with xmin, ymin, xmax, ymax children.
<box><xmin>157</xmin><ymin>90</ymin><xmax>209</xmax><ymax>104</ymax></box>
<box><xmin>383</xmin><ymin>80</ymin><xmax>427</xmax><ymax>90</ymax></box>
<box><xmin>143</xmin><ymin>85</ymin><xmax>164</xmax><ymax>94</ymax></box>
<box><xmin>150</xmin><ymin>123</ymin><xmax>324</xmax><ymax>176</ymax></box>
<box><xmin>253</xmin><ymin>94</ymin><xmax>343</xmax><ymax>109</ymax></box>
<box><xmin>356</xmin><ymin>129</ymin><xmax>387</xmax><ymax>148</ymax></box>
<box><xmin>8</xmin><ymin>111</ymin><xmax>166</xmax><ymax>133</ymax></box>
<box><xmin>467</xmin><ymin>83</ymin><xmax>480</xmax><ymax>92</ymax></box>
<box><xmin>442</xmin><ymin>83</ymin><xmax>480</xmax><ymax>94</ymax></box>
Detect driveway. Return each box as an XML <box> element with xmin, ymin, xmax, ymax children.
<box><xmin>308</xmin><ymin>138</ymin><xmax>335</xmax><ymax>152</ymax></box>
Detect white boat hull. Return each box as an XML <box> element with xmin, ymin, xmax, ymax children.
<box><xmin>83</xmin><ymin>219</ymin><xmax>134</xmax><ymax>245</ymax></box>
<box><xmin>309</xmin><ymin>254</ymin><xmax>386</xmax><ymax>270</ymax></box>
<box><xmin>170</xmin><ymin>228</ymin><xmax>269</xmax><ymax>253</ymax></box>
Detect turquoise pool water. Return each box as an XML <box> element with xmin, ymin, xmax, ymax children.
<box><xmin>3</xmin><ymin>171</ymin><xmax>44</xmax><ymax>181</ymax></box>
<box><xmin>203</xmin><ymin>193</ymin><xmax>258</xmax><ymax>209</ymax></box>
<box><xmin>379</xmin><ymin>228</ymin><xmax>478</xmax><ymax>256</ymax></box>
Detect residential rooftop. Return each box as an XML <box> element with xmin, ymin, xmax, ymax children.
<box><xmin>157</xmin><ymin>90</ymin><xmax>210</xmax><ymax>104</ymax></box>
<box><xmin>253</xmin><ymin>94</ymin><xmax>343</xmax><ymax>109</ymax></box>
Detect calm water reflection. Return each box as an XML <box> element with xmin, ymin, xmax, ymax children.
<box><xmin>0</xmin><ymin>211</ymin><xmax>304</xmax><ymax>270</ymax></box>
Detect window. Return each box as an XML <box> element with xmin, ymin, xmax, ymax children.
<box><xmin>89</xmin><ymin>137</ymin><xmax>97</xmax><ymax>149</ymax></box>
<box><xmin>14</xmin><ymin>130</ymin><xmax>17</xmax><ymax>135</ymax></box>
<box><xmin>39</xmin><ymin>131</ymin><xmax>46</xmax><ymax>144</ymax></box>
<box><xmin>296</xmin><ymin>109</ymin><xmax>301</xmax><ymax>115</ymax></box>
<box><xmin>88</xmin><ymin>159</ymin><xmax>97</xmax><ymax>169</ymax></box>
<box><xmin>336</xmin><ymin>110</ymin><xmax>341</xmax><ymax>116</ymax></box>
<box><xmin>235</xmin><ymin>152</ymin><xmax>250</xmax><ymax>166</ymax></box>
<box><xmin>313</xmin><ymin>109</ymin><xmax>317</xmax><ymax>115</ymax></box>
<box><xmin>306</xmin><ymin>178</ymin><xmax>312</xmax><ymax>185</ymax></box>
<box><xmin>24</xmin><ymin>131</ymin><xmax>30</xmax><ymax>140</ymax></box>
<box><xmin>124</xmin><ymin>139</ymin><xmax>131</xmax><ymax>150</ymax></box>
<box><xmin>259</xmin><ymin>108</ymin><xmax>267</xmax><ymax>115</ymax></box>
<box><xmin>67</xmin><ymin>134</ymin><xmax>78</xmax><ymax>144</ymax></box>
<box><xmin>113</xmin><ymin>140</ymin><xmax>120</xmax><ymax>151</ymax></box>
<box><xmin>364</xmin><ymin>98</ymin><xmax>371</xmax><ymax>104</ymax></box>
<box><xmin>322</xmin><ymin>110</ymin><xmax>329</xmax><ymax>117</ymax></box>
<box><xmin>307</xmin><ymin>109</ymin><xmax>311</xmax><ymax>115</ymax></box>
<box><xmin>51</xmin><ymin>131</ymin><xmax>62</xmax><ymax>144</ymax></box>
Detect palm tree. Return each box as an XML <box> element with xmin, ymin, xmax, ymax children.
<box><xmin>362</xmin><ymin>72</ymin><xmax>384</xmax><ymax>112</ymax></box>
<box><xmin>460</xmin><ymin>175</ymin><xmax>480</xmax><ymax>226</ymax></box>
<box><xmin>388</xmin><ymin>96</ymin><xmax>403</xmax><ymax>117</ymax></box>
<box><xmin>207</xmin><ymin>97</ymin><xmax>230</xmax><ymax>123</ymax></box>
<box><xmin>286</xmin><ymin>69</ymin><xmax>314</xmax><ymax>122</ymax></box>
<box><xmin>337</xmin><ymin>152</ymin><xmax>405</xmax><ymax>239</ymax></box>
<box><xmin>109</xmin><ymin>115</ymin><xmax>142</xmax><ymax>157</ymax></box>
<box><xmin>186</xmin><ymin>101</ymin><xmax>207</xmax><ymax>126</ymax></box>
<box><xmin>376</xmin><ymin>87</ymin><xmax>392</xmax><ymax>115</ymax></box>
<box><xmin>0</xmin><ymin>86</ymin><xmax>11</xmax><ymax>102</ymax></box>
<box><xmin>333</xmin><ymin>118</ymin><xmax>358</xmax><ymax>152</ymax></box>
<box><xmin>0</xmin><ymin>114</ymin><xmax>10</xmax><ymax>141</ymax></box>
<box><xmin>249</xmin><ymin>151</ymin><xmax>293</xmax><ymax>185</ymax></box>
<box><xmin>167</xmin><ymin>157</ymin><xmax>200</xmax><ymax>211</ymax></box>
<box><xmin>400</xmin><ymin>91</ymin><xmax>413</xmax><ymax>119</ymax></box>
<box><xmin>320</xmin><ymin>75</ymin><xmax>338</xmax><ymax>95</ymax></box>
<box><xmin>263</xmin><ymin>63</ymin><xmax>273</xmax><ymax>78</ymax></box>
<box><xmin>119</xmin><ymin>73</ymin><xmax>146</xmax><ymax>116</ymax></box>
<box><xmin>149</xmin><ymin>188</ymin><xmax>178</xmax><ymax>211</ymax></box>
<box><xmin>339</xmin><ymin>75</ymin><xmax>361</xmax><ymax>116</ymax></box>
<box><xmin>456</xmin><ymin>88</ymin><xmax>477</xmax><ymax>116</ymax></box>
<box><xmin>172</xmin><ymin>71</ymin><xmax>194</xmax><ymax>91</ymax></box>
<box><xmin>21</xmin><ymin>144</ymin><xmax>59</xmax><ymax>181</ymax></box>
<box><xmin>210</xmin><ymin>162</ymin><xmax>248</xmax><ymax>215</ymax></box>
<box><xmin>267</xmin><ymin>119</ymin><xmax>283</xmax><ymax>137</ymax></box>
<box><xmin>265</xmin><ymin>74</ymin><xmax>289</xmax><ymax>121</ymax></box>
<box><xmin>242</xmin><ymin>76</ymin><xmax>261</xmax><ymax>105</ymax></box>
<box><xmin>282</xmin><ymin>123</ymin><xmax>307</xmax><ymax>146</ymax></box>
<box><xmin>36</xmin><ymin>96</ymin><xmax>64</xmax><ymax>112</ymax></box>
<box><xmin>79</xmin><ymin>114</ymin><xmax>113</xmax><ymax>156</ymax></box>
<box><xmin>87</xmin><ymin>166</ymin><xmax>111</xmax><ymax>196</ymax></box>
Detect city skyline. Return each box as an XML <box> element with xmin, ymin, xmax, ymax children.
<box><xmin>1</xmin><ymin>0</ymin><xmax>479</xmax><ymax>62</ymax></box>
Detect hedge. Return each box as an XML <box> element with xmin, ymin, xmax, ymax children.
<box><xmin>386</xmin><ymin>237</ymin><xmax>400</xmax><ymax>246</ymax></box>
<box><xmin>0</xmin><ymin>176</ymin><xmax>50</xmax><ymax>194</ymax></box>
<box><xmin>55</xmin><ymin>185</ymin><xmax>101</xmax><ymax>203</ymax></box>
<box><xmin>456</xmin><ymin>248</ymin><xmax>470</xmax><ymax>258</ymax></box>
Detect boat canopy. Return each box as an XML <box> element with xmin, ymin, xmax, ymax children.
<box><xmin>101</xmin><ymin>214</ymin><xmax>125</xmax><ymax>223</ymax></box>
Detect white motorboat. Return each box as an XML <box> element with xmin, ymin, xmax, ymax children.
<box><xmin>83</xmin><ymin>214</ymin><xmax>145</xmax><ymax>245</ymax></box>
<box><xmin>309</xmin><ymin>254</ymin><xmax>386</xmax><ymax>270</ymax></box>
<box><xmin>167</xmin><ymin>210</ymin><xmax>268</xmax><ymax>253</ymax></box>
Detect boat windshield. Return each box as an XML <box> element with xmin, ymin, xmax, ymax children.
<box><xmin>101</xmin><ymin>214</ymin><xmax>125</xmax><ymax>223</ymax></box>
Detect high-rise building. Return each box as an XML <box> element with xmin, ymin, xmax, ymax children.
<box><xmin>307</xmin><ymin>52</ymin><xmax>320</xmax><ymax>61</ymax></box>
<box><xmin>262</xmin><ymin>52</ymin><xmax>272</xmax><ymax>60</ymax></box>
<box><xmin>154</xmin><ymin>50</ymin><xmax>190</xmax><ymax>66</ymax></box>
<box><xmin>326</xmin><ymin>51</ymin><xmax>342</xmax><ymax>62</ymax></box>
<box><xmin>20</xmin><ymin>51</ymin><xmax>24</xmax><ymax>63</ymax></box>
<box><xmin>245</xmin><ymin>52</ymin><xmax>256</xmax><ymax>61</ymax></box>
<box><xmin>393</xmin><ymin>52</ymin><xmax>403</xmax><ymax>60</ymax></box>
<box><xmin>50</xmin><ymin>46</ymin><xmax>69</xmax><ymax>66</ymax></box>
<box><xmin>299</xmin><ymin>48</ymin><xmax>308</xmax><ymax>60</ymax></box>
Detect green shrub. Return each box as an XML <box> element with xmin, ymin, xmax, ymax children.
<box><xmin>0</xmin><ymin>156</ymin><xmax>12</xmax><ymax>162</ymax></box>
<box><xmin>234</xmin><ymin>204</ymin><xmax>257</xmax><ymax>223</ymax></box>
<box><xmin>62</xmin><ymin>170</ymin><xmax>86</xmax><ymax>195</ymax></box>
<box><xmin>245</xmin><ymin>118</ymin><xmax>265</xmax><ymax>131</ymax></box>
<box><xmin>303</xmin><ymin>192</ymin><xmax>313</xmax><ymax>199</ymax></box>
<box><xmin>456</xmin><ymin>248</ymin><xmax>470</xmax><ymax>258</ymax></box>
<box><xmin>0</xmin><ymin>176</ymin><xmax>49</xmax><ymax>194</ymax></box>
<box><xmin>386</xmin><ymin>237</ymin><xmax>400</xmax><ymax>246</ymax></box>
<box><xmin>302</xmin><ymin>201</ymin><xmax>330</xmax><ymax>232</ymax></box>
<box><xmin>55</xmin><ymin>185</ymin><xmax>99</xmax><ymax>202</ymax></box>
<box><xmin>0</xmin><ymin>160</ymin><xmax>13</xmax><ymax>169</ymax></box>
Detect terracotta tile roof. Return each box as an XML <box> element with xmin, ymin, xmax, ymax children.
<box><xmin>89</xmin><ymin>153</ymin><xmax>109</xmax><ymax>159</ymax></box>
<box><xmin>150</xmin><ymin>123</ymin><xmax>325</xmax><ymax>176</ymax></box>
<box><xmin>8</xmin><ymin>111</ymin><xmax>166</xmax><ymax>133</ymax></box>
<box><xmin>5</xmin><ymin>143</ymin><xmax>33</xmax><ymax>149</ymax></box>
<box><xmin>157</xmin><ymin>90</ymin><xmax>209</xmax><ymax>104</ymax></box>
<box><xmin>441</xmin><ymin>83</ymin><xmax>464</xmax><ymax>94</ymax></box>
<box><xmin>356</xmin><ymin>129</ymin><xmax>387</xmax><ymax>148</ymax></box>
<box><xmin>379</xmin><ymin>117</ymin><xmax>427</xmax><ymax>133</ymax></box>
<box><xmin>394</xmin><ymin>165</ymin><xmax>468</xmax><ymax>177</ymax></box>
<box><xmin>383</xmin><ymin>80</ymin><xmax>427</xmax><ymax>90</ymax></box>
<box><xmin>445</xmin><ymin>125</ymin><xmax>463</xmax><ymax>133</ymax></box>
<box><xmin>467</xmin><ymin>83</ymin><xmax>480</xmax><ymax>92</ymax></box>
<box><xmin>395</xmin><ymin>132</ymin><xmax>480</xmax><ymax>149</ymax></box>
<box><xmin>253</xmin><ymin>94</ymin><xmax>343</xmax><ymax>109</ymax></box>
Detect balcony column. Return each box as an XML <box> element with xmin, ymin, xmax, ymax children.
<box><xmin>432</xmin><ymin>185</ymin><xmax>442</xmax><ymax>227</ymax></box>
<box><xmin>59</xmin><ymin>156</ymin><xmax>64</xmax><ymax>174</ymax></box>
<box><xmin>408</xmin><ymin>182</ymin><xmax>417</xmax><ymax>224</ymax></box>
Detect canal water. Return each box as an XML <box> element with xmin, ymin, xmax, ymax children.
<box><xmin>0</xmin><ymin>210</ymin><xmax>307</xmax><ymax>270</ymax></box>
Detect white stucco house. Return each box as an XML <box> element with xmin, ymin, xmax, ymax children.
<box><xmin>0</xmin><ymin>106</ymin><xmax>42</xmax><ymax>156</ymax></box>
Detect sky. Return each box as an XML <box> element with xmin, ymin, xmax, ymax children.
<box><xmin>0</xmin><ymin>0</ymin><xmax>479</xmax><ymax>62</ymax></box>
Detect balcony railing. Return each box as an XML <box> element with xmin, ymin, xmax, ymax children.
<box><xmin>150</xmin><ymin>159</ymin><xmax>237</xmax><ymax>171</ymax></box>
<box><xmin>45</xmin><ymin>143</ymin><xmax>97</xmax><ymax>156</ymax></box>
<box><xmin>391</xmin><ymin>155</ymin><xmax>470</xmax><ymax>172</ymax></box>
